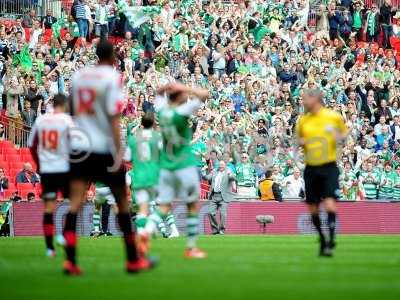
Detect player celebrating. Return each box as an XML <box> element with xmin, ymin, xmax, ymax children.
<box><xmin>64</xmin><ymin>40</ymin><xmax>153</xmax><ymax>275</ymax></box>
<box><xmin>28</xmin><ymin>94</ymin><xmax>73</xmax><ymax>257</ymax></box>
<box><xmin>296</xmin><ymin>89</ymin><xmax>348</xmax><ymax>257</ymax></box>
<box><xmin>124</xmin><ymin>113</ymin><xmax>162</xmax><ymax>253</ymax></box>
<box><xmin>155</xmin><ymin>82</ymin><xmax>209</xmax><ymax>259</ymax></box>
<box><xmin>125</xmin><ymin>114</ymin><xmax>179</xmax><ymax>239</ymax></box>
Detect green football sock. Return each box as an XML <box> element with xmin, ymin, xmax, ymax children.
<box><xmin>166</xmin><ymin>213</ymin><xmax>179</xmax><ymax>236</ymax></box>
<box><xmin>186</xmin><ymin>213</ymin><xmax>199</xmax><ymax>249</ymax></box>
<box><xmin>148</xmin><ymin>209</ymin><xmax>168</xmax><ymax>237</ymax></box>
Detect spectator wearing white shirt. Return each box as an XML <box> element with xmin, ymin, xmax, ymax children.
<box><xmin>94</xmin><ymin>0</ymin><xmax>109</xmax><ymax>40</ymax></box>
<box><xmin>374</xmin><ymin>116</ymin><xmax>389</xmax><ymax>136</ymax></box>
<box><xmin>28</xmin><ymin>20</ymin><xmax>43</xmax><ymax>50</ymax></box>
<box><xmin>282</xmin><ymin>168</ymin><xmax>305</xmax><ymax>200</ymax></box>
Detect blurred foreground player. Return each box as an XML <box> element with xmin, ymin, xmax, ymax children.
<box><xmin>28</xmin><ymin>94</ymin><xmax>73</xmax><ymax>257</ymax></box>
<box><xmin>155</xmin><ymin>82</ymin><xmax>209</xmax><ymax>258</ymax></box>
<box><xmin>295</xmin><ymin>89</ymin><xmax>348</xmax><ymax>257</ymax></box>
<box><xmin>64</xmin><ymin>40</ymin><xmax>154</xmax><ymax>275</ymax></box>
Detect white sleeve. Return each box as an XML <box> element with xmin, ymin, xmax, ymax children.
<box><xmin>154</xmin><ymin>94</ymin><xmax>168</xmax><ymax>112</ymax></box>
<box><xmin>27</xmin><ymin>120</ymin><xmax>38</xmax><ymax>147</ymax></box>
<box><xmin>123</xmin><ymin>147</ymin><xmax>131</xmax><ymax>162</ymax></box>
<box><xmin>106</xmin><ymin>73</ymin><xmax>124</xmax><ymax>117</ymax></box>
<box><xmin>125</xmin><ymin>172</ymin><xmax>132</xmax><ymax>186</ymax></box>
<box><xmin>176</xmin><ymin>98</ymin><xmax>202</xmax><ymax>116</ymax></box>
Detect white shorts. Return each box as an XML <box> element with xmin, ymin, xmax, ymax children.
<box><xmin>134</xmin><ymin>188</ymin><xmax>156</xmax><ymax>205</ymax></box>
<box><xmin>157</xmin><ymin>166</ymin><xmax>200</xmax><ymax>204</ymax></box>
<box><xmin>95</xmin><ymin>187</ymin><xmax>116</xmax><ymax>205</ymax></box>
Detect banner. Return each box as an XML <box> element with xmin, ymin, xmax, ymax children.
<box><xmin>10</xmin><ymin>201</ymin><xmax>400</xmax><ymax>236</ymax></box>
<box><xmin>117</xmin><ymin>0</ymin><xmax>161</xmax><ymax>28</ymax></box>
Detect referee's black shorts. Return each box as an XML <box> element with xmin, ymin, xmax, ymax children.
<box><xmin>304</xmin><ymin>162</ymin><xmax>340</xmax><ymax>204</ymax></box>
<box><xmin>69</xmin><ymin>152</ymin><xmax>125</xmax><ymax>194</ymax></box>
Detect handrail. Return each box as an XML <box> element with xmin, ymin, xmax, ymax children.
<box><xmin>0</xmin><ymin>111</ymin><xmax>31</xmax><ymax>148</ymax></box>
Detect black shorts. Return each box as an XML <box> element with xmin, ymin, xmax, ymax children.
<box><xmin>41</xmin><ymin>172</ymin><xmax>70</xmax><ymax>200</ymax></box>
<box><xmin>69</xmin><ymin>152</ymin><xmax>125</xmax><ymax>191</ymax></box>
<box><xmin>304</xmin><ymin>162</ymin><xmax>340</xmax><ymax>204</ymax></box>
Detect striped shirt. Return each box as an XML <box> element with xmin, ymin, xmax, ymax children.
<box><xmin>75</xmin><ymin>1</ymin><xmax>87</xmax><ymax>20</ymax></box>
<box><xmin>379</xmin><ymin>171</ymin><xmax>394</xmax><ymax>200</ymax></box>
<box><xmin>393</xmin><ymin>174</ymin><xmax>400</xmax><ymax>200</ymax></box>
<box><xmin>360</xmin><ymin>171</ymin><xmax>380</xmax><ymax>200</ymax></box>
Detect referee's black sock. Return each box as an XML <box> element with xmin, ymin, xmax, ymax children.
<box><xmin>63</xmin><ymin>212</ymin><xmax>78</xmax><ymax>265</ymax></box>
<box><xmin>117</xmin><ymin>212</ymin><xmax>139</xmax><ymax>263</ymax></box>
<box><xmin>311</xmin><ymin>213</ymin><xmax>325</xmax><ymax>243</ymax></box>
<box><xmin>327</xmin><ymin>212</ymin><xmax>336</xmax><ymax>245</ymax></box>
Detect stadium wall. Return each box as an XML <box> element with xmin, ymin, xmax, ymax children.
<box><xmin>7</xmin><ymin>201</ymin><xmax>400</xmax><ymax>236</ymax></box>
<box><xmin>9</xmin><ymin>201</ymin><xmax>400</xmax><ymax>236</ymax></box>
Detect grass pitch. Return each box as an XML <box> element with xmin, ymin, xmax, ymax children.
<box><xmin>0</xmin><ymin>235</ymin><xmax>399</xmax><ymax>300</ymax></box>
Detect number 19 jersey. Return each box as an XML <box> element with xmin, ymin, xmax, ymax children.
<box><xmin>28</xmin><ymin>112</ymin><xmax>74</xmax><ymax>174</ymax></box>
<box><xmin>70</xmin><ymin>65</ymin><xmax>124</xmax><ymax>154</ymax></box>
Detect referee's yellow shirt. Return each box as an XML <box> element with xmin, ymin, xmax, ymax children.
<box><xmin>295</xmin><ymin>107</ymin><xmax>348</xmax><ymax>166</ymax></box>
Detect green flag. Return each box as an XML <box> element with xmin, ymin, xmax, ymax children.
<box><xmin>51</xmin><ymin>17</ymin><xmax>66</xmax><ymax>39</ymax></box>
<box><xmin>12</xmin><ymin>45</ymin><xmax>32</xmax><ymax>71</ymax></box>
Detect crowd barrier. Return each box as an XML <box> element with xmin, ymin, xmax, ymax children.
<box><xmin>0</xmin><ymin>0</ymin><xmax>63</xmax><ymax>19</ymax></box>
<box><xmin>9</xmin><ymin>200</ymin><xmax>400</xmax><ymax>236</ymax></box>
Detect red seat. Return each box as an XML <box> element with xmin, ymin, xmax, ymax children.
<box><xmin>9</xmin><ymin>161</ymin><xmax>25</xmax><ymax>170</ymax></box>
<box><xmin>17</xmin><ymin>182</ymin><xmax>35</xmax><ymax>190</ymax></box>
<box><xmin>10</xmin><ymin>168</ymin><xmax>21</xmax><ymax>180</ymax></box>
<box><xmin>21</xmin><ymin>153</ymin><xmax>33</xmax><ymax>161</ymax></box>
<box><xmin>19</xmin><ymin>148</ymin><xmax>31</xmax><ymax>156</ymax></box>
<box><xmin>35</xmin><ymin>183</ymin><xmax>43</xmax><ymax>197</ymax></box>
<box><xmin>7</xmin><ymin>182</ymin><xmax>16</xmax><ymax>190</ymax></box>
<box><xmin>0</xmin><ymin>161</ymin><xmax>9</xmax><ymax>169</ymax></box>
<box><xmin>5</xmin><ymin>154</ymin><xmax>20</xmax><ymax>162</ymax></box>
<box><xmin>2</xmin><ymin>148</ymin><xmax>18</xmax><ymax>156</ymax></box>
<box><xmin>0</xmin><ymin>140</ymin><xmax>14</xmax><ymax>150</ymax></box>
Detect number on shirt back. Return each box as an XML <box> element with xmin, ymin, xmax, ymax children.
<box><xmin>77</xmin><ymin>88</ymin><xmax>96</xmax><ymax>115</ymax></box>
<box><xmin>41</xmin><ymin>130</ymin><xmax>59</xmax><ymax>151</ymax></box>
<box><xmin>137</xmin><ymin>142</ymin><xmax>151</xmax><ymax>162</ymax></box>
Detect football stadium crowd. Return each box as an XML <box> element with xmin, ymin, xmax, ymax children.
<box><xmin>0</xmin><ymin>0</ymin><xmax>400</xmax><ymax>203</ymax></box>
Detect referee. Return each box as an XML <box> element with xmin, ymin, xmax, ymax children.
<box><xmin>296</xmin><ymin>89</ymin><xmax>348</xmax><ymax>257</ymax></box>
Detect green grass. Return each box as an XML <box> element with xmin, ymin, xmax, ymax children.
<box><xmin>0</xmin><ymin>235</ymin><xmax>399</xmax><ymax>300</ymax></box>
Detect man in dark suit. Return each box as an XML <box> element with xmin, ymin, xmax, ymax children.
<box><xmin>42</xmin><ymin>9</ymin><xmax>57</xmax><ymax>30</ymax></box>
<box><xmin>205</xmin><ymin>161</ymin><xmax>236</xmax><ymax>235</ymax></box>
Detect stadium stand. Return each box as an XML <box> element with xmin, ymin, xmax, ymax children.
<box><xmin>0</xmin><ymin>0</ymin><xmax>399</xmax><ymax>203</ymax></box>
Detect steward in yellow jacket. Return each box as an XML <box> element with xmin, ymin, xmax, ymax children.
<box><xmin>258</xmin><ymin>170</ymin><xmax>282</xmax><ymax>202</ymax></box>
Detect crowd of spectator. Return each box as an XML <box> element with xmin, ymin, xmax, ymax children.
<box><xmin>0</xmin><ymin>0</ymin><xmax>400</xmax><ymax>201</ymax></box>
